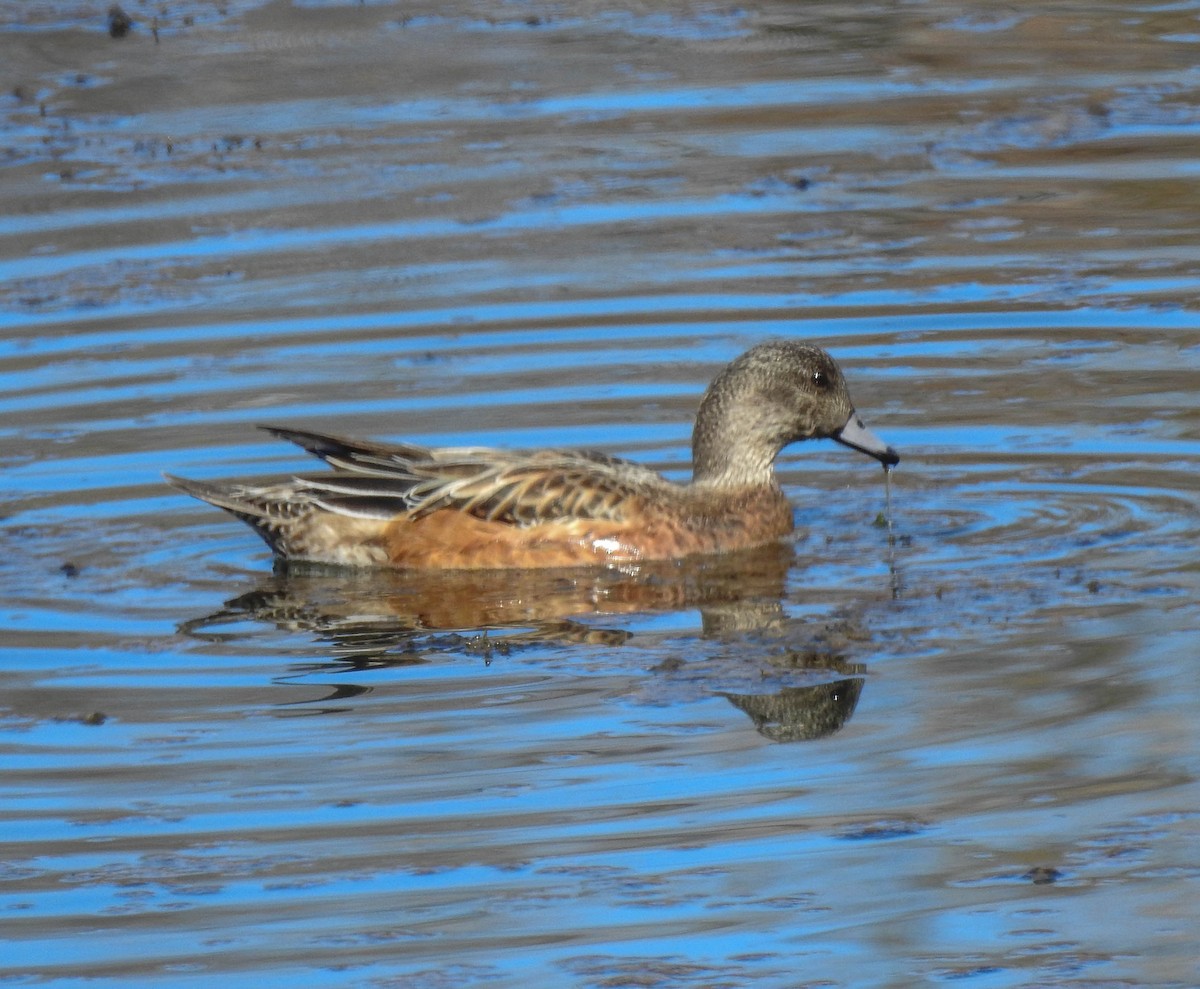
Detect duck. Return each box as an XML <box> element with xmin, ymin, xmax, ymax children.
<box><xmin>167</xmin><ymin>341</ymin><xmax>899</xmax><ymax>570</ymax></box>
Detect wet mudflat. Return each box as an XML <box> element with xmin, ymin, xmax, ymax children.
<box><xmin>2</xmin><ymin>1</ymin><xmax>1199</xmax><ymax>986</ymax></box>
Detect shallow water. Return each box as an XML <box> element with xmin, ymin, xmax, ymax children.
<box><xmin>3</xmin><ymin>1</ymin><xmax>1200</xmax><ymax>986</ymax></box>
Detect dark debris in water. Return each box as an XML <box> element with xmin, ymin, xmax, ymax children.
<box><xmin>930</xmin><ymin>965</ymin><xmax>1006</xmax><ymax>981</ymax></box>
<box><xmin>837</xmin><ymin>818</ymin><xmax>928</xmax><ymax>841</ymax></box>
<box><xmin>107</xmin><ymin>5</ymin><xmax>133</xmax><ymax>37</ymax></box>
<box><xmin>1024</xmin><ymin>866</ymin><xmax>1064</xmax><ymax>885</ymax></box>
<box><xmin>561</xmin><ymin>954</ymin><xmax>747</xmax><ymax>987</ymax></box>
<box><xmin>46</xmin><ymin>711</ymin><xmax>108</xmax><ymax>726</ymax></box>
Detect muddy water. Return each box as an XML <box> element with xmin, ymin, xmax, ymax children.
<box><xmin>3</xmin><ymin>1</ymin><xmax>1200</xmax><ymax>986</ymax></box>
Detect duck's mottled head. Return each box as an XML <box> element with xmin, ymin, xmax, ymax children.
<box><xmin>692</xmin><ymin>341</ymin><xmax>898</xmax><ymax>486</ymax></box>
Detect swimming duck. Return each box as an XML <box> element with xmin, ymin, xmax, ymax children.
<box><xmin>168</xmin><ymin>341</ymin><xmax>898</xmax><ymax>569</ymax></box>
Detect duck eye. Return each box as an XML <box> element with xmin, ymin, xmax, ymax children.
<box><xmin>812</xmin><ymin>370</ymin><xmax>829</xmax><ymax>389</ymax></box>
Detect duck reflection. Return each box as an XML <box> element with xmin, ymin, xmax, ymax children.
<box><xmin>181</xmin><ymin>543</ymin><xmax>868</xmax><ymax>741</ymax></box>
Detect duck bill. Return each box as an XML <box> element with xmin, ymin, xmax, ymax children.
<box><xmin>834</xmin><ymin>412</ymin><xmax>899</xmax><ymax>467</ymax></box>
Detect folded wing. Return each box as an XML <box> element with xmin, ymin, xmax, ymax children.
<box><xmin>259</xmin><ymin>425</ymin><xmax>670</xmax><ymax>526</ymax></box>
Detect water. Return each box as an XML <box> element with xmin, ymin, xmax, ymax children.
<box><xmin>3</xmin><ymin>1</ymin><xmax>1200</xmax><ymax>986</ymax></box>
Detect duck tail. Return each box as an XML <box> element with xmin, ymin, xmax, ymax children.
<box><xmin>164</xmin><ymin>473</ymin><xmax>296</xmax><ymax>556</ymax></box>
<box><xmin>164</xmin><ymin>473</ymin><xmax>268</xmax><ymax>517</ymax></box>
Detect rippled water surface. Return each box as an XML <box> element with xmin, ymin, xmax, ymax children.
<box><xmin>3</xmin><ymin>1</ymin><xmax>1200</xmax><ymax>986</ymax></box>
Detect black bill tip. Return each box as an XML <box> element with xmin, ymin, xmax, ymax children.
<box><xmin>834</xmin><ymin>412</ymin><xmax>899</xmax><ymax>467</ymax></box>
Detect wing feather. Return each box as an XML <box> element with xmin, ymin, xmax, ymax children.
<box><xmin>259</xmin><ymin>425</ymin><xmax>671</xmax><ymax>526</ymax></box>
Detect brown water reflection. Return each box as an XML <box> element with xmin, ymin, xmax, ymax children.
<box><xmin>182</xmin><ymin>544</ymin><xmax>867</xmax><ymax>741</ymax></box>
<box><xmin>184</xmin><ymin>544</ymin><xmax>796</xmax><ymax>637</ymax></box>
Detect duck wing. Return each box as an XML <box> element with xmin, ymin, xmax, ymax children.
<box><xmin>261</xmin><ymin>425</ymin><xmax>672</xmax><ymax>526</ymax></box>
